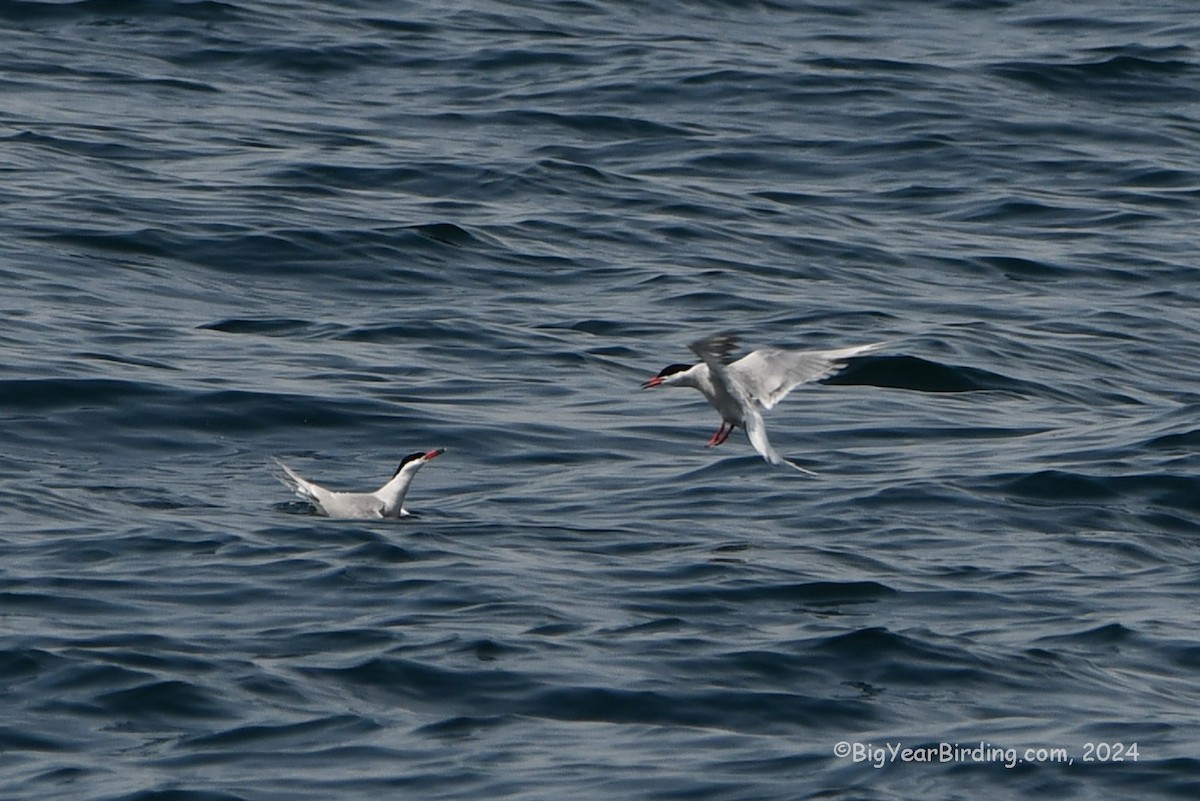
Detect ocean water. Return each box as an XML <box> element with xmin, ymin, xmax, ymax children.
<box><xmin>2</xmin><ymin>0</ymin><xmax>1199</xmax><ymax>799</ymax></box>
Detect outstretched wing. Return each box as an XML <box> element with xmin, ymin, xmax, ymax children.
<box><xmin>688</xmin><ymin>331</ymin><xmax>741</xmax><ymax>366</ymax></box>
<box><xmin>730</xmin><ymin>342</ymin><xmax>885</xmax><ymax>410</ymax></box>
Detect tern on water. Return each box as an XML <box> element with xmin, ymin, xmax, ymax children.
<box><xmin>274</xmin><ymin>449</ymin><xmax>445</xmax><ymax>518</ymax></box>
<box><xmin>642</xmin><ymin>333</ymin><xmax>883</xmax><ymax>473</ymax></box>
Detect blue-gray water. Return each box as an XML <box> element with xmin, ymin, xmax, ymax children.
<box><xmin>2</xmin><ymin>1</ymin><xmax>1199</xmax><ymax>799</ymax></box>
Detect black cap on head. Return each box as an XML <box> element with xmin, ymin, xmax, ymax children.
<box><xmin>392</xmin><ymin>451</ymin><xmax>428</xmax><ymax>477</ymax></box>
<box><xmin>657</xmin><ymin>363</ymin><xmax>693</xmax><ymax>378</ymax></box>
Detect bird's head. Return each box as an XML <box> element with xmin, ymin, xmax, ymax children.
<box><xmin>392</xmin><ymin>448</ymin><xmax>445</xmax><ymax>478</ymax></box>
<box><xmin>641</xmin><ymin>363</ymin><xmax>695</xmax><ymax>389</ymax></box>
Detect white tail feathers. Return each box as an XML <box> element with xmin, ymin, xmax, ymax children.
<box><xmin>744</xmin><ymin>411</ymin><xmax>817</xmax><ymax>476</ymax></box>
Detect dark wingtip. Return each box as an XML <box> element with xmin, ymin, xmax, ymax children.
<box><xmin>689</xmin><ymin>332</ymin><xmax>740</xmax><ymax>364</ymax></box>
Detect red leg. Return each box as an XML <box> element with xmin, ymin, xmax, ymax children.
<box><xmin>715</xmin><ymin>422</ymin><xmax>735</xmax><ymax>446</ymax></box>
<box><xmin>706</xmin><ymin>422</ymin><xmax>729</xmax><ymax>447</ymax></box>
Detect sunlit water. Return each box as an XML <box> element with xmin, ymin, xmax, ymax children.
<box><xmin>2</xmin><ymin>2</ymin><xmax>1198</xmax><ymax>799</ymax></box>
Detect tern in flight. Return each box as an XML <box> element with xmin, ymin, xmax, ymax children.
<box><xmin>642</xmin><ymin>333</ymin><xmax>883</xmax><ymax>473</ymax></box>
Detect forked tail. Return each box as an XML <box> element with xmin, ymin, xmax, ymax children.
<box><xmin>744</xmin><ymin>411</ymin><xmax>818</xmax><ymax>476</ymax></box>
<box><xmin>271</xmin><ymin>458</ymin><xmax>320</xmax><ymax>502</ymax></box>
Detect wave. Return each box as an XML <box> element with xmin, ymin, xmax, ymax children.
<box><xmin>990</xmin><ymin>46</ymin><xmax>1199</xmax><ymax>103</ymax></box>
<box><xmin>0</xmin><ymin>0</ymin><xmax>239</xmax><ymax>23</ymax></box>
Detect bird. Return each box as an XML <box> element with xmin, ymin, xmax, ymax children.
<box><xmin>273</xmin><ymin>449</ymin><xmax>445</xmax><ymax>518</ymax></box>
<box><xmin>641</xmin><ymin>332</ymin><xmax>883</xmax><ymax>473</ymax></box>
